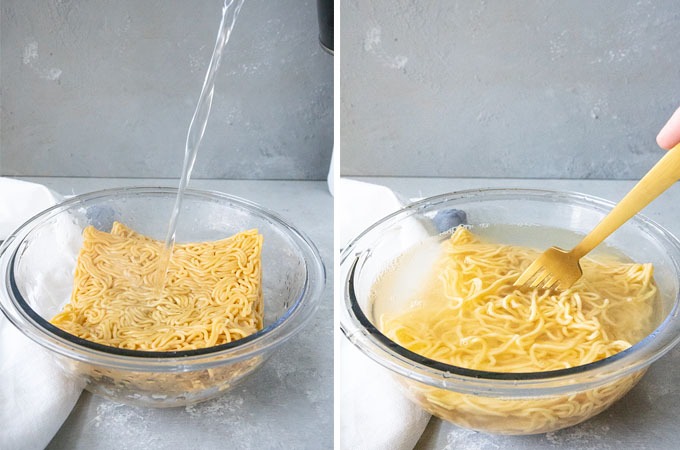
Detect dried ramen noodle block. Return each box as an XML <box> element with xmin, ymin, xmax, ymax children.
<box><xmin>51</xmin><ymin>221</ymin><xmax>263</xmax><ymax>351</ymax></box>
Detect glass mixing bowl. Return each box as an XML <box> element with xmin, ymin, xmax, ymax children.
<box><xmin>0</xmin><ymin>187</ymin><xmax>325</xmax><ymax>407</ymax></box>
<box><xmin>340</xmin><ymin>188</ymin><xmax>680</xmax><ymax>435</ymax></box>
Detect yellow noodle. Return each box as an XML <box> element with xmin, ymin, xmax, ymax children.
<box><xmin>378</xmin><ymin>227</ymin><xmax>657</xmax><ymax>434</ymax></box>
<box><xmin>50</xmin><ymin>222</ymin><xmax>263</xmax><ymax>351</ymax></box>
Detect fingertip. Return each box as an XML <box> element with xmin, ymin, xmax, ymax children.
<box><xmin>657</xmin><ymin>133</ymin><xmax>672</xmax><ymax>150</ymax></box>
<box><xmin>657</xmin><ymin>106</ymin><xmax>680</xmax><ymax>150</ymax></box>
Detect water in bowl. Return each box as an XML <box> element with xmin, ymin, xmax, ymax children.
<box><xmin>368</xmin><ymin>223</ymin><xmax>661</xmax><ymax>335</ymax></box>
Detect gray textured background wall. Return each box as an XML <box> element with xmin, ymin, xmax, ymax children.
<box><xmin>0</xmin><ymin>0</ymin><xmax>333</xmax><ymax>179</ymax></box>
<box><xmin>341</xmin><ymin>0</ymin><xmax>680</xmax><ymax>179</ymax></box>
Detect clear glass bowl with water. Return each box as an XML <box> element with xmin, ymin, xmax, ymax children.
<box><xmin>0</xmin><ymin>187</ymin><xmax>325</xmax><ymax>407</ymax></box>
<box><xmin>340</xmin><ymin>188</ymin><xmax>680</xmax><ymax>434</ymax></box>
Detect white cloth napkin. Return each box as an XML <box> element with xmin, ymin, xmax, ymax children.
<box><xmin>327</xmin><ymin>146</ymin><xmax>336</xmax><ymax>196</ymax></box>
<box><xmin>339</xmin><ymin>179</ymin><xmax>431</xmax><ymax>450</ymax></box>
<box><xmin>0</xmin><ymin>178</ymin><xmax>82</xmax><ymax>450</ymax></box>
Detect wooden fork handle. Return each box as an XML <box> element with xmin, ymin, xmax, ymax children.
<box><xmin>572</xmin><ymin>142</ymin><xmax>680</xmax><ymax>259</ymax></box>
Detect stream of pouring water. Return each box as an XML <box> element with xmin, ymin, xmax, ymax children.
<box><xmin>154</xmin><ymin>0</ymin><xmax>246</xmax><ymax>296</ymax></box>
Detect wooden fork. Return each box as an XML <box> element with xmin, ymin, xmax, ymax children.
<box><xmin>514</xmin><ymin>142</ymin><xmax>680</xmax><ymax>291</ymax></box>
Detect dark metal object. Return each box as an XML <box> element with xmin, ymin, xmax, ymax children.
<box><xmin>316</xmin><ymin>0</ymin><xmax>333</xmax><ymax>54</ymax></box>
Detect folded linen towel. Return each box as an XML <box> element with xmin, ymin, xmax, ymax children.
<box><xmin>0</xmin><ymin>178</ymin><xmax>82</xmax><ymax>450</ymax></box>
<box><xmin>339</xmin><ymin>179</ymin><xmax>431</xmax><ymax>450</ymax></box>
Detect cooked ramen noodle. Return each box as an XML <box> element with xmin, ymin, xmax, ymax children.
<box><xmin>376</xmin><ymin>227</ymin><xmax>658</xmax><ymax>434</ymax></box>
<box><xmin>51</xmin><ymin>222</ymin><xmax>263</xmax><ymax>351</ymax></box>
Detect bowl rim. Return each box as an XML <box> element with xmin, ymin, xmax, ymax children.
<box><xmin>340</xmin><ymin>188</ymin><xmax>680</xmax><ymax>396</ymax></box>
<box><xmin>0</xmin><ymin>186</ymin><xmax>326</xmax><ymax>370</ymax></box>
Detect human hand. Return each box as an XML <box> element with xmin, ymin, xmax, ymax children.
<box><xmin>657</xmin><ymin>107</ymin><xmax>680</xmax><ymax>150</ymax></box>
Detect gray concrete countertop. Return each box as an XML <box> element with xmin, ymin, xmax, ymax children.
<box><xmin>349</xmin><ymin>177</ymin><xmax>680</xmax><ymax>450</ymax></box>
<box><xmin>18</xmin><ymin>177</ymin><xmax>333</xmax><ymax>450</ymax></box>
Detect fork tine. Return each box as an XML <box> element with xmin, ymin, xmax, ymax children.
<box><xmin>515</xmin><ymin>259</ymin><xmax>544</xmax><ymax>286</ymax></box>
<box><xmin>542</xmin><ymin>275</ymin><xmax>559</xmax><ymax>290</ymax></box>
<box><xmin>538</xmin><ymin>275</ymin><xmax>552</xmax><ymax>289</ymax></box>
<box><xmin>528</xmin><ymin>269</ymin><xmax>551</xmax><ymax>289</ymax></box>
